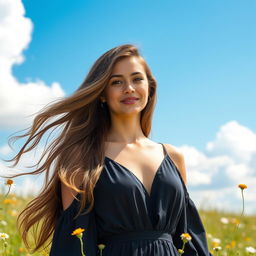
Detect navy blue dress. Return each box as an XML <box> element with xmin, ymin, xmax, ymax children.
<box><xmin>50</xmin><ymin>143</ymin><xmax>212</xmax><ymax>255</ymax></box>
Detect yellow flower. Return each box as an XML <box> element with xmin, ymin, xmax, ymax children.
<box><xmin>180</xmin><ymin>233</ymin><xmax>192</xmax><ymax>243</ymax></box>
<box><xmin>226</xmin><ymin>240</ymin><xmax>236</xmax><ymax>249</ymax></box>
<box><xmin>3</xmin><ymin>199</ymin><xmax>15</xmax><ymax>205</ymax></box>
<box><xmin>98</xmin><ymin>244</ymin><xmax>105</xmax><ymax>250</ymax></box>
<box><xmin>5</xmin><ymin>179</ymin><xmax>14</xmax><ymax>186</ymax></box>
<box><xmin>72</xmin><ymin>228</ymin><xmax>86</xmax><ymax>256</ymax></box>
<box><xmin>71</xmin><ymin>228</ymin><xmax>85</xmax><ymax>237</ymax></box>
<box><xmin>238</xmin><ymin>184</ymin><xmax>247</xmax><ymax>190</ymax></box>
<box><xmin>18</xmin><ymin>247</ymin><xmax>26</xmax><ymax>252</ymax></box>
<box><xmin>230</xmin><ymin>240</ymin><xmax>236</xmax><ymax>248</ymax></box>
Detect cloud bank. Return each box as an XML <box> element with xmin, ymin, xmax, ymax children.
<box><xmin>177</xmin><ymin>120</ymin><xmax>256</xmax><ymax>215</ymax></box>
<box><xmin>0</xmin><ymin>0</ymin><xmax>65</xmax><ymax>130</ymax></box>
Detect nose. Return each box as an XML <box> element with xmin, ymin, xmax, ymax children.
<box><xmin>124</xmin><ymin>83</ymin><xmax>135</xmax><ymax>93</ymax></box>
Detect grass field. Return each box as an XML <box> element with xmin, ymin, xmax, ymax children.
<box><xmin>0</xmin><ymin>181</ymin><xmax>255</xmax><ymax>256</ymax></box>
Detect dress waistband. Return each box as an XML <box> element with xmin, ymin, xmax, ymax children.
<box><xmin>101</xmin><ymin>230</ymin><xmax>173</xmax><ymax>244</ymax></box>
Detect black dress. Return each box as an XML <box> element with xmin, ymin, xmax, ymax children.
<box><xmin>50</xmin><ymin>143</ymin><xmax>213</xmax><ymax>256</ymax></box>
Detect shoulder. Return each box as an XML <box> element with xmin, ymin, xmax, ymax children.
<box><xmin>163</xmin><ymin>143</ymin><xmax>187</xmax><ymax>186</ymax></box>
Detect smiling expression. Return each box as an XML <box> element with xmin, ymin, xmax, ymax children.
<box><xmin>102</xmin><ymin>56</ymin><xmax>149</xmax><ymax>117</ymax></box>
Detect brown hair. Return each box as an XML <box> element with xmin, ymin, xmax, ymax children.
<box><xmin>2</xmin><ymin>43</ymin><xmax>158</xmax><ymax>252</ymax></box>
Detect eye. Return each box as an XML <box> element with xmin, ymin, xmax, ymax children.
<box><xmin>111</xmin><ymin>80</ymin><xmax>122</xmax><ymax>85</ymax></box>
<box><xmin>134</xmin><ymin>77</ymin><xmax>143</xmax><ymax>82</ymax></box>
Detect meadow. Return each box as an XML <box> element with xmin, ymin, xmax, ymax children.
<box><xmin>0</xmin><ymin>180</ymin><xmax>255</xmax><ymax>256</ymax></box>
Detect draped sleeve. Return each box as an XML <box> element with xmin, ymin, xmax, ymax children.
<box><xmin>172</xmin><ymin>186</ymin><xmax>213</xmax><ymax>255</ymax></box>
<box><xmin>49</xmin><ymin>194</ymin><xmax>98</xmax><ymax>256</ymax></box>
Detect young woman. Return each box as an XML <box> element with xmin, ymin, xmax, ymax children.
<box><xmin>4</xmin><ymin>44</ymin><xmax>212</xmax><ymax>255</ymax></box>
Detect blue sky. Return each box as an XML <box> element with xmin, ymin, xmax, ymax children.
<box><xmin>14</xmin><ymin>0</ymin><xmax>256</xmax><ymax>149</ymax></box>
<box><xmin>0</xmin><ymin>0</ymin><xmax>255</xmax><ymax>214</ymax></box>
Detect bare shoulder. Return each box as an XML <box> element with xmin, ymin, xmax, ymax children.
<box><xmin>61</xmin><ymin>173</ymin><xmax>83</xmax><ymax>211</ymax></box>
<box><xmin>163</xmin><ymin>143</ymin><xmax>187</xmax><ymax>186</ymax></box>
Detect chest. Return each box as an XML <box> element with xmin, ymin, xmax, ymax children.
<box><xmin>104</xmin><ymin>144</ymin><xmax>167</xmax><ymax>196</ymax></box>
<box><xmin>95</xmin><ymin>152</ymin><xmax>185</xmax><ymax>206</ymax></box>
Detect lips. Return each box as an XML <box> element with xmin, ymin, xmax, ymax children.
<box><xmin>121</xmin><ymin>97</ymin><xmax>139</xmax><ymax>103</ymax></box>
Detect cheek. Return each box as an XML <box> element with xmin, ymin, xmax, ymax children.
<box><xmin>138</xmin><ymin>85</ymin><xmax>149</xmax><ymax>98</ymax></box>
<box><xmin>105</xmin><ymin>88</ymin><xmax>121</xmax><ymax>102</ymax></box>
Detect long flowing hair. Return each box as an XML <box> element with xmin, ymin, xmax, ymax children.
<box><xmin>2</xmin><ymin>43</ymin><xmax>157</xmax><ymax>252</ymax></box>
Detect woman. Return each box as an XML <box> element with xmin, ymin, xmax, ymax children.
<box><xmin>4</xmin><ymin>44</ymin><xmax>212</xmax><ymax>255</ymax></box>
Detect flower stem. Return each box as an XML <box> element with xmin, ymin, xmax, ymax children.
<box><xmin>79</xmin><ymin>237</ymin><xmax>86</xmax><ymax>256</ymax></box>
<box><xmin>235</xmin><ymin>189</ymin><xmax>245</xmax><ymax>232</ymax></box>
<box><xmin>4</xmin><ymin>186</ymin><xmax>11</xmax><ymax>197</ymax></box>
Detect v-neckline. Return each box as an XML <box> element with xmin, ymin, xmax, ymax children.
<box><xmin>104</xmin><ymin>143</ymin><xmax>168</xmax><ymax>198</ymax></box>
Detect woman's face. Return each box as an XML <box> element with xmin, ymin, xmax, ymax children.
<box><xmin>102</xmin><ymin>56</ymin><xmax>149</xmax><ymax>117</ymax></box>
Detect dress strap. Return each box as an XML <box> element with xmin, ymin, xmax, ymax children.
<box><xmin>158</xmin><ymin>142</ymin><xmax>167</xmax><ymax>157</ymax></box>
<box><xmin>159</xmin><ymin>143</ymin><xmax>190</xmax><ymax>200</ymax></box>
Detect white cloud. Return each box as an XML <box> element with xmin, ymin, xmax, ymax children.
<box><xmin>176</xmin><ymin>121</ymin><xmax>256</xmax><ymax>215</ymax></box>
<box><xmin>0</xmin><ymin>144</ymin><xmax>12</xmax><ymax>155</ymax></box>
<box><xmin>12</xmin><ymin>176</ymin><xmax>44</xmax><ymax>197</ymax></box>
<box><xmin>206</xmin><ymin>120</ymin><xmax>256</xmax><ymax>163</ymax></box>
<box><xmin>0</xmin><ymin>0</ymin><xmax>65</xmax><ymax>130</ymax></box>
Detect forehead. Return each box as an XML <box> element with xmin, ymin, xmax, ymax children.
<box><xmin>111</xmin><ymin>56</ymin><xmax>145</xmax><ymax>74</ymax></box>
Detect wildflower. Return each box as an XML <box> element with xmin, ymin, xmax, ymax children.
<box><xmin>180</xmin><ymin>233</ymin><xmax>192</xmax><ymax>243</ymax></box>
<box><xmin>98</xmin><ymin>244</ymin><xmax>105</xmax><ymax>256</ymax></box>
<box><xmin>3</xmin><ymin>198</ymin><xmax>15</xmax><ymax>205</ymax></box>
<box><xmin>5</xmin><ymin>179</ymin><xmax>14</xmax><ymax>186</ymax></box>
<box><xmin>238</xmin><ymin>184</ymin><xmax>247</xmax><ymax>190</ymax></box>
<box><xmin>18</xmin><ymin>247</ymin><xmax>26</xmax><ymax>252</ymax></box>
<box><xmin>71</xmin><ymin>228</ymin><xmax>86</xmax><ymax>256</ymax></box>
<box><xmin>245</xmin><ymin>246</ymin><xmax>256</xmax><ymax>253</ymax></box>
<box><xmin>213</xmin><ymin>246</ymin><xmax>222</xmax><ymax>251</ymax></box>
<box><xmin>226</xmin><ymin>240</ymin><xmax>236</xmax><ymax>249</ymax></box>
<box><xmin>178</xmin><ymin>233</ymin><xmax>192</xmax><ymax>255</ymax></box>
<box><xmin>0</xmin><ymin>220</ymin><xmax>7</xmax><ymax>226</ymax></box>
<box><xmin>4</xmin><ymin>179</ymin><xmax>15</xmax><ymax>197</ymax></box>
<box><xmin>220</xmin><ymin>217</ymin><xmax>229</xmax><ymax>224</ymax></box>
<box><xmin>0</xmin><ymin>233</ymin><xmax>9</xmax><ymax>240</ymax></box>
<box><xmin>71</xmin><ymin>228</ymin><xmax>85</xmax><ymax>238</ymax></box>
<box><xmin>234</xmin><ymin>183</ymin><xmax>248</xmax><ymax>232</ymax></box>
<box><xmin>212</xmin><ymin>238</ymin><xmax>221</xmax><ymax>244</ymax></box>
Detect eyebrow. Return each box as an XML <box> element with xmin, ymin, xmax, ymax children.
<box><xmin>109</xmin><ymin>72</ymin><xmax>143</xmax><ymax>80</ymax></box>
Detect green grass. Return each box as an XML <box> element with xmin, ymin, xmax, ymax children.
<box><xmin>199</xmin><ymin>208</ymin><xmax>256</xmax><ymax>255</ymax></box>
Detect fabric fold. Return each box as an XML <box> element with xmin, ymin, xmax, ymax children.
<box><xmin>172</xmin><ymin>192</ymin><xmax>213</xmax><ymax>256</ymax></box>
